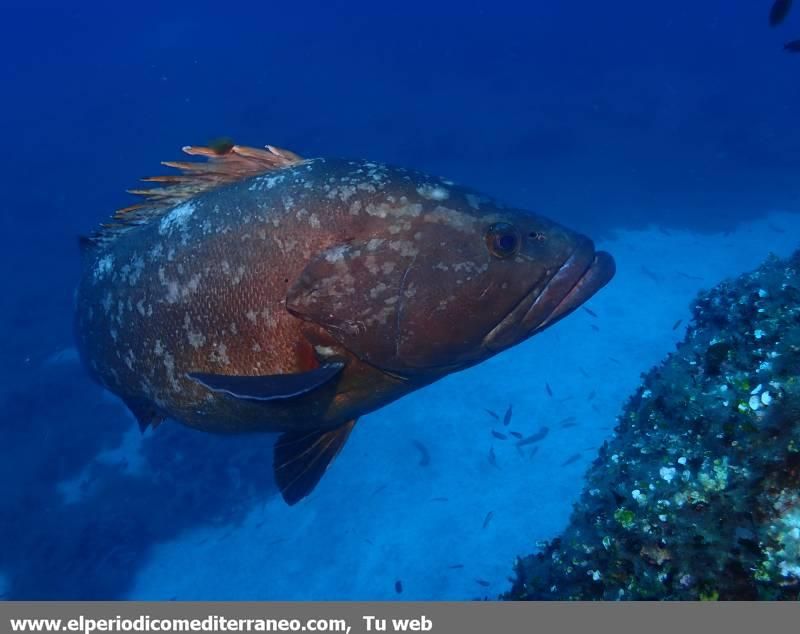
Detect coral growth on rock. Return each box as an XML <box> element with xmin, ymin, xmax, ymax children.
<box><xmin>506</xmin><ymin>250</ymin><xmax>800</xmax><ymax>600</ymax></box>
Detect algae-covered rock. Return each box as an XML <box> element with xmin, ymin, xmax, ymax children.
<box><xmin>506</xmin><ymin>250</ymin><xmax>800</xmax><ymax>600</ymax></box>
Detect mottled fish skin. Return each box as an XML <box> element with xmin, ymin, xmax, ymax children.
<box><xmin>76</xmin><ymin>154</ymin><xmax>614</xmax><ymax>459</ymax></box>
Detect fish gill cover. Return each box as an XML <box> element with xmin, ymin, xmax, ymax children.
<box><xmin>506</xmin><ymin>250</ymin><xmax>800</xmax><ymax>600</ymax></box>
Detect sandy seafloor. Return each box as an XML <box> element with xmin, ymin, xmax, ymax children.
<box><xmin>37</xmin><ymin>211</ymin><xmax>800</xmax><ymax>600</ymax></box>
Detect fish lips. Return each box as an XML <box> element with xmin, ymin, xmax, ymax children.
<box><xmin>482</xmin><ymin>247</ymin><xmax>615</xmax><ymax>352</ymax></box>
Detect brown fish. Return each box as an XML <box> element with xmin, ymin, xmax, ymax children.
<box><xmin>75</xmin><ymin>143</ymin><xmax>615</xmax><ymax>505</ymax></box>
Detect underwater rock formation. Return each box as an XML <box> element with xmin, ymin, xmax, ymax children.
<box><xmin>506</xmin><ymin>250</ymin><xmax>800</xmax><ymax>600</ymax></box>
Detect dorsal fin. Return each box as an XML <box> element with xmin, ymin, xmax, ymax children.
<box><xmin>84</xmin><ymin>143</ymin><xmax>304</xmax><ymax>249</ymax></box>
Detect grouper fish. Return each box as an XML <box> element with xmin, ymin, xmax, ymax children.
<box><xmin>75</xmin><ymin>143</ymin><xmax>615</xmax><ymax>504</ymax></box>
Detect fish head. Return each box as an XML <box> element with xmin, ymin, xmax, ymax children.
<box><xmin>287</xmin><ymin>183</ymin><xmax>615</xmax><ymax>380</ymax></box>
<box><xmin>385</xmin><ymin>201</ymin><xmax>616</xmax><ymax>372</ymax></box>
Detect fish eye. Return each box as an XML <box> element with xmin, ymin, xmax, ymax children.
<box><xmin>485</xmin><ymin>222</ymin><xmax>519</xmax><ymax>259</ymax></box>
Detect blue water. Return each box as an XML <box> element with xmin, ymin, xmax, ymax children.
<box><xmin>1</xmin><ymin>1</ymin><xmax>799</xmax><ymax>599</ymax></box>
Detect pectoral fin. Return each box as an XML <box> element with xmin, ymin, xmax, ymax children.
<box><xmin>274</xmin><ymin>420</ymin><xmax>357</xmax><ymax>505</ymax></box>
<box><xmin>187</xmin><ymin>361</ymin><xmax>344</xmax><ymax>402</ymax></box>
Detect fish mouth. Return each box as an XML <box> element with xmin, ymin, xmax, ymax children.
<box><xmin>526</xmin><ymin>249</ymin><xmax>615</xmax><ymax>333</ymax></box>
<box><xmin>483</xmin><ymin>247</ymin><xmax>615</xmax><ymax>352</ymax></box>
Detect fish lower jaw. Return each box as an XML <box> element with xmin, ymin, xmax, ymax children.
<box><xmin>481</xmin><ymin>249</ymin><xmax>615</xmax><ymax>352</ymax></box>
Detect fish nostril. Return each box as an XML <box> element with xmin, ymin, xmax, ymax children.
<box><xmin>529</xmin><ymin>231</ymin><xmax>546</xmax><ymax>241</ymax></box>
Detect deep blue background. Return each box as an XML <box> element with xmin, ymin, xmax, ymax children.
<box><xmin>0</xmin><ymin>0</ymin><xmax>798</xmax><ymax>598</ymax></box>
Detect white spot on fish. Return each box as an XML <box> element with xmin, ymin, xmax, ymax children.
<box><xmin>159</xmin><ymin>202</ymin><xmax>196</xmax><ymax>235</ymax></box>
<box><xmin>325</xmin><ymin>245</ymin><xmax>349</xmax><ymax>263</ymax></box>
<box><xmin>417</xmin><ymin>184</ymin><xmax>450</xmax><ymax>201</ymax></box>
<box><xmin>94</xmin><ymin>255</ymin><xmax>114</xmax><ymax>281</ymax></box>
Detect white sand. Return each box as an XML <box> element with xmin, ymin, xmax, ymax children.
<box><xmin>115</xmin><ymin>211</ymin><xmax>800</xmax><ymax>600</ymax></box>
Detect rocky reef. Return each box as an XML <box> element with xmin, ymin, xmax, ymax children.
<box><xmin>506</xmin><ymin>250</ymin><xmax>800</xmax><ymax>600</ymax></box>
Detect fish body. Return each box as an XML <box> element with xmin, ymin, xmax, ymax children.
<box><xmin>75</xmin><ymin>144</ymin><xmax>614</xmax><ymax>504</ymax></box>
<box><xmin>517</xmin><ymin>426</ymin><xmax>549</xmax><ymax>447</ymax></box>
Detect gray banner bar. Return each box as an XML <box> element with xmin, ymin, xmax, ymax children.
<box><xmin>1</xmin><ymin>602</ymin><xmax>799</xmax><ymax>634</ymax></box>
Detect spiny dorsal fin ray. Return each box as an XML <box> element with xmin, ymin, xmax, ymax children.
<box><xmin>84</xmin><ymin>143</ymin><xmax>303</xmax><ymax>249</ymax></box>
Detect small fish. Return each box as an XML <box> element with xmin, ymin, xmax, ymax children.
<box><xmin>590</xmin><ymin>324</ymin><xmax>600</xmax><ymax>332</ymax></box>
<box><xmin>208</xmin><ymin>136</ymin><xmax>236</xmax><ymax>155</ymax></box>
<box><xmin>372</xmin><ymin>484</ymin><xmax>388</xmax><ymax>496</ymax></box>
<box><xmin>503</xmin><ymin>405</ymin><xmax>513</xmax><ymax>426</ymax></box>
<box><xmin>587</xmin><ymin>391</ymin><xmax>596</xmax><ymax>401</ymax></box>
<box><xmin>476</xmin><ymin>579</ymin><xmax>491</xmax><ymax>587</ymax></box>
<box><xmin>561</xmin><ymin>421</ymin><xmax>577</xmax><ymax>428</ymax></box>
<box><xmin>482</xmin><ymin>511</ymin><xmax>494</xmax><ymax>529</ymax></box>
<box><xmin>676</xmin><ymin>271</ymin><xmax>703</xmax><ymax>281</ymax></box>
<box><xmin>488</xmin><ymin>447</ymin><xmax>499</xmax><ymax>468</ymax></box>
<box><xmin>491</xmin><ymin>430</ymin><xmax>507</xmax><ymax>440</ymax></box>
<box><xmin>365</xmin><ymin>538</ymin><xmax>374</xmax><ymax>545</ymax></box>
<box><xmin>771</xmin><ymin>0</ymin><xmax>793</xmax><ymax>26</ymax></box>
<box><xmin>583</xmin><ymin>306</ymin><xmax>598</xmax><ymax>318</ymax></box>
<box><xmin>431</xmin><ymin>497</ymin><xmax>449</xmax><ymax>502</ymax></box>
<box><xmin>608</xmin><ymin>357</ymin><xmax>622</xmax><ymax>365</ymax></box>
<box><xmin>558</xmin><ymin>416</ymin><xmax>577</xmax><ymax>426</ymax></box>
<box><xmin>484</xmin><ymin>408</ymin><xmax>499</xmax><ymax>420</ymax></box>
<box><xmin>578</xmin><ymin>366</ymin><xmax>590</xmax><ymax>378</ymax></box>
<box><xmin>517</xmin><ymin>426</ymin><xmax>549</xmax><ymax>447</ymax></box>
<box><xmin>395</xmin><ymin>580</ymin><xmax>403</xmax><ymax>594</ymax></box>
<box><xmin>785</xmin><ymin>39</ymin><xmax>800</xmax><ymax>51</ymax></box>
<box><xmin>768</xmin><ymin>222</ymin><xmax>786</xmax><ymax>234</ymax></box>
<box><xmin>509</xmin><ymin>431</ymin><xmax>523</xmax><ymax>439</ymax></box>
<box><xmin>545</xmin><ymin>383</ymin><xmax>553</xmax><ymax>397</ymax></box>
<box><xmin>658</xmin><ymin>227</ymin><xmax>672</xmax><ymax>236</ymax></box>
<box><xmin>412</xmin><ymin>440</ymin><xmax>430</xmax><ymax>467</ymax></box>
<box><xmin>528</xmin><ymin>446</ymin><xmax>539</xmax><ymax>460</ymax></box>
<box><xmin>561</xmin><ymin>452</ymin><xmax>582</xmax><ymax>466</ymax></box>
<box><xmin>640</xmin><ymin>265</ymin><xmax>661</xmax><ymax>283</ymax></box>
<box><xmin>448</xmin><ymin>564</ymin><xmax>464</xmax><ymax>569</ymax></box>
<box><xmin>672</xmin><ymin>319</ymin><xmax>683</xmax><ymax>331</ymax></box>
